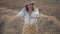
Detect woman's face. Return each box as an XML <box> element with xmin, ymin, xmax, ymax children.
<box><xmin>27</xmin><ymin>3</ymin><xmax>33</xmax><ymax>11</ymax></box>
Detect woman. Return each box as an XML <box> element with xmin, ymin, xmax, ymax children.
<box><xmin>18</xmin><ymin>1</ymin><xmax>39</xmax><ymax>34</ymax></box>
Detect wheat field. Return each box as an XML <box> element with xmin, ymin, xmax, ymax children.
<box><xmin>0</xmin><ymin>0</ymin><xmax>60</xmax><ymax>34</ymax></box>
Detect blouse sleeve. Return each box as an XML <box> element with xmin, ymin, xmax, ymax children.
<box><xmin>18</xmin><ymin>8</ymin><xmax>25</xmax><ymax>17</ymax></box>
<box><xmin>32</xmin><ymin>8</ymin><xmax>39</xmax><ymax>17</ymax></box>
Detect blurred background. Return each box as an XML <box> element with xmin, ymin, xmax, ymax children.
<box><xmin>0</xmin><ymin>0</ymin><xmax>60</xmax><ymax>34</ymax></box>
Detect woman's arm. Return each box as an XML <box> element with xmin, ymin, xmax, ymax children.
<box><xmin>31</xmin><ymin>8</ymin><xmax>39</xmax><ymax>18</ymax></box>
<box><xmin>16</xmin><ymin>8</ymin><xmax>25</xmax><ymax>20</ymax></box>
<box><xmin>18</xmin><ymin>8</ymin><xmax>25</xmax><ymax>17</ymax></box>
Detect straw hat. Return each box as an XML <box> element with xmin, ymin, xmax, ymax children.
<box><xmin>24</xmin><ymin>0</ymin><xmax>37</xmax><ymax>5</ymax></box>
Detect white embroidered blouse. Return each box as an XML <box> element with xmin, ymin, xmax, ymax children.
<box><xmin>18</xmin><ymin>8</ymin><xmax>39</xmax><ymax>25</ymax></box>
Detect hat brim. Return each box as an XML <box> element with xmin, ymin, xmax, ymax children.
<box><xmin>25</xmin><ymin>1</ymin><xmax>36</xmax><ymax>5</ymax></box>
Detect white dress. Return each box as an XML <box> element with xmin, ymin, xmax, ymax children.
<box><xmin>18</xmin><ymin>8</ymin><xmax>39</xmax><ymax>34</ymax></box>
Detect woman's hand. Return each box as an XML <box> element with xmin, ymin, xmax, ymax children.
<box><xmin>21</xmin><ymin>16</ymin><xmax>25</xmax><ymax>21</ymax></box>
<box><xmin>30</xmin><ymin>16</ymin><xmax>37</xmax><ymax>18</ymax></box>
